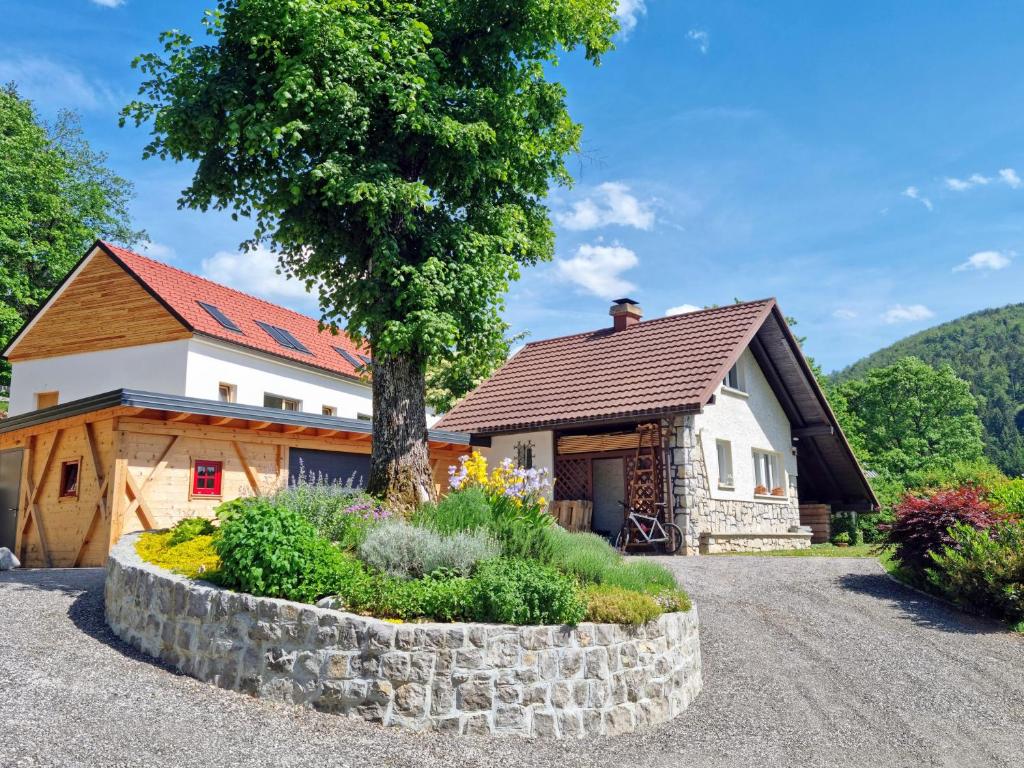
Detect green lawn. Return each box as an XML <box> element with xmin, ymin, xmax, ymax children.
<box><xmin>724</xmin><ymin>542</ymin><xmax>895</xmax><ymax>562</ymax></box>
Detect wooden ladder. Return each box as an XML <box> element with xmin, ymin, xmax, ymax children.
<box><xmin>626</xmin><ymin>422</ymin><xmax>665</xmax><ymax>522</ymax></box>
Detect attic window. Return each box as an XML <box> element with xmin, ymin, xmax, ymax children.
<box><xmin>723</xmin><ymin>362</ymin><xmax>746</xmax><ymax>393</ymax></box>
<box><xmin>197</xmin><ymin>301</ymin><xmax>243</xmax><ymax>333</ymax></box>
<box><xmin>333</xmin><ymin>346</ymin><xmax>366</xmax><ymax>370</ymax></box>
<box><xmin>255</xmin><ymin>321</ymin><xmax>310</xmax><ymax>353</ymax></box>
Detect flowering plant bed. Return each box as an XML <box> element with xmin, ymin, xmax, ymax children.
<box><xmin>136</xmin><ymin>454</ymin><xmax>691</xmax><ymax>627</ymax></box>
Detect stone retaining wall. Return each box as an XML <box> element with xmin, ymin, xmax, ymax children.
<box><xmin>104</xmin><ymin>533</ymin><xmax>703</xmax><ymax>738</ymax></box>
<box><xmin>699</xmin><ymin>530</ymin><xmax>812</xmax><ymax>554</ymax></box>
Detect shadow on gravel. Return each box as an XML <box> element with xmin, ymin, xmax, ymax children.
<box><xmin>837</xmin><ymin>572</ymin><xmax>1007</xmax><ymax>636</ymax></box>
<box><xmin>1</xmin><ymin>568</ymin><xmax>183</xmax><ymax>673</ymax></box>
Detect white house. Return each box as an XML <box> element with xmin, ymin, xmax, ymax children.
<box><xmin>4</xmin><ymin>241</ymin><xmax>375</xmax><ymax>420</ymax></box>
<box><xmin>437</xmin><ymin>298</ymin><xmax>876</xmax><ymax>553</ymax></box>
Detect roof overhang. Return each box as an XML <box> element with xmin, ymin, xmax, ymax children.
<box><xmin>0</xmin><ymin>388</ymin><xmax>471</xmax><ymax>448</ymax></box>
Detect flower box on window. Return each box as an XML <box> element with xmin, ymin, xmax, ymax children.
<box><xmin>754</xmin><ymin>484</ymin><xmax>768</xmax><ymax>496</ymax></box>
<box><xmin>771</xmin><ymin>486</ymin><xmax>785</xmax><ymax>497</ymax></box>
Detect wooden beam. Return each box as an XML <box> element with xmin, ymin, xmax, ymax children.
<box><xmin>246</xmin><ymin>421</ymin><xmax>273</xmax><ymax>430</ymax></box>
<box><xmin>114</xmin><ymin>417</ymin><xmax>375</xmax><ymax>453</ymax></box>
<box><xmin>107</xmin><ymin>433</ymin><xmax>129</xmax><ymax>550</ymax></box>
<box><xmin>124</xmin><ymin>471</ymin><xmax>157</xmax><ymax>530</ymax></box>
<box><xmin>793</xmin><ymin>423</ymin><xmax>835</xmax><ymax>439</ymax></box>
<box><xmin>231</xmin><ymin>441</ymin><xmax>262</xmax><ymax>495</ymax></box>
<box><xmin>167</xmin><ymin>412</ymin><xmax>193</xmax><ymax>422</ymax></box>
<box><xmin>281</xmin><ymin>425</ymin><xmax>307</xmax><ymax>435</ymax></box>
<box><xmin>208</xmin><ymin>416</ymin><xmax>235</xmax><ymax>427</ymax></box>
<box><xmin>122</xmin><ymin>435</ymin><xmax>179</xmax><ymax>527</ymax></box>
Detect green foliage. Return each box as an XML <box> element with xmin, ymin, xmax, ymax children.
<box><xmin>832</xmin><ymin>532</ymin><xmax>851</xmax><ymax>545</ymax></box>
<box><xmin>927</xmin><ymin>521</ymin><xmax>1024</xmax><ymax>624</ymax></box>
<box><xmin>136</xmin><ymin>532</ymin><xmax>220</xmax><ymax>580</ymax></box>
<box><xmin>415</xmin><ymin>487</ymin><xmax>553</xmax><ymax>561</ymax></box>
<box><xmin>413</xmin><ymin>486</ymin><xmax>492</xmax><ymax>534</ymax></box>
<box><xmin>271</xmin><ymin>469</ymin><xmax>390</xmax><ymax>549</ymax></box>
<box><xmin>584</xmin><ymin>585</ymin><xmax>661</xmax><ymax>625</ymax></box>
<box><xmin>600</xmin><ymin>560</ymin><xmax>678</xmax><ymax>594</ymax></box>
<box><xmin>357</xmin><ymin>521</ymin><xmax>499</xmax><ymax>579</ymax></box>
<box><xmin>469</xmin><ymin>558</ymin><xmax>586</xmax><ymax>625</ymax></box>
<box><xmin>988</xmin><ymin>478</ymin><xmax>1024</xmax><ymax>519</ymax></box>
<box><xmin>545</xmin><ymin>527</ymin><xmax>620</xmax><ymax>584</ymax></box>
<box><xmin>0</xmin><ymin>85</ymin><xmax>143</xmax><ymax>384</ymax></box>
<box><xmin>353</xmin><ymin>572</ymin><xmax>476</xmax><ymax>622</ymax></box>
<box><xmin>213</xmin><ymin>498</ymin><xmax>354</xmax><ymax>603</ymax></box>
<box><xmin>166</xmin><ymin>517</ymin><xmax>216</xmax><ymax>547</ymax></box>
<box><xmin>833</xmin><ymin>357</ymin><xmax>985</xmax><ymax>484</ymax></box>
<box><xmin>124</xmin><ymin>0</ymin><xmax>619</xmax><ymax>419</ymax></box>
<box><xmin>834</xmin><ymin>304</ymin><xmax>1024</xmax><ymax>476</ymax></box>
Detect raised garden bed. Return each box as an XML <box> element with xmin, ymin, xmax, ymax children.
<box><xmin>105</xmin><ymin>532</ymin><xmax>703</xmax><ymax>738</ymax></box>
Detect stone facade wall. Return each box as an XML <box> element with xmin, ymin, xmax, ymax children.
<box><xmin>699</xmin><ymin>531</ymin><xmax>812</xmax><ymax>554</ymax></box>
<box><xmin>104</xmin><ymin>534</ymin><xmax>703</xmax><ymax>738</ymax></box>
<box><xmin>666</xmin><ymin>414</ymin><xmax>806</xmax><ymax>554</ymax></box>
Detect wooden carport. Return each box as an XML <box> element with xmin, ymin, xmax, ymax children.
<box><xmin>0</xmin><ymin>389</ymin><xmax>471</xmax><ymax>568</ymax></box>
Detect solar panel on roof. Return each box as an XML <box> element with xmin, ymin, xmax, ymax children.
<box><xmin>333</xmin><ymin>346</ymin><xmax>364</xmax><ymax>370</ymax></box>
<box><xmin>254</xmin><ymin>320</ymin><xmax>310</xmax><ymax>353</ymax></box>
<box><xmin>357</xmin><ymin>354</ymin><xmax>372</xmax><ymax>366</ymax></box>
<box><xmin>196</xmin><ymin>301</ymin><xmax>243</xmax><ymax>333</ymax></box>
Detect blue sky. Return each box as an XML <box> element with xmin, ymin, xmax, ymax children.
<box><xmin>3</xmin><ymin>1</ymin><xmax>1023</xmax><ymax>372</ymax></box>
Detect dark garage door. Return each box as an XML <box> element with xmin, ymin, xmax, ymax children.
<box><xmin>0</xmin><ymin>449</ymin><xmax>23</xmax><ymax>552</ymax></box>
<box><xmin>289</xmin><ymin>448</ymin><xmax>370</xmax><ymax>488</ymax></box>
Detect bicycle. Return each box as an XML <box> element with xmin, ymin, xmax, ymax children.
<box><xmin>613</xmin><ymin>501</ymin><xmax>683</xmax><ymax>555</ymax></box>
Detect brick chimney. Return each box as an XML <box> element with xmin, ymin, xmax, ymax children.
<box><xmin>609</xmin><ymin>297</ymin><xmax>643</xmax><ymax>331</ymax></box>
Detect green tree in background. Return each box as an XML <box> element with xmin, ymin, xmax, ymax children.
<box><xmin>0</xmin><ymin>84</ymin><xmax>144</xmax><ymax>386</ymax></box>
<box><xmin>834</xmin><ymin>357</ymin><xmax>985</xmax><ymax>488</ymax></box>
<box><xmin>123</xmin><ymin>0</ymin><xmax>619</xmax><ymax>506</ymax></box>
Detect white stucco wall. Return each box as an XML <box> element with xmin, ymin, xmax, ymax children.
<box><xmin>184</xmin><ymin>338</ymin><xmax>374</xmax><ymax>417</ymax></box>
<box><xmin>481</xmin><ymin>430</ymin><xmax>556</xmax><ymax>497</ymax></box>
<box><xmin>7</xmin><ymin>340</ymin><xmax>191</xmax><ymax>415</ymax></box>
<box><xmin>694</xmin><ymin>347</ymin><xmax>797</xmax><ymax>504</ymax></box>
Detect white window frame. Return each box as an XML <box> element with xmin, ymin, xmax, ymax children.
<box><xmin>722</xmin><ymin>362</ymin><xmax>746</xmax><ymax>394</ymax></box>
<box><xmin>716</xmin><ymin>440</ymin><xmax>734</xmax><ymax>489</ymax></box>
<box><xmin>264</xmin><ymin>393</ymin><xmax>301</xmax><ymax>411</ymax></box>
<box><xmin>753</xmin><ymin>449</ymin><xmax>784</xmax><ymax>495</ymax></box>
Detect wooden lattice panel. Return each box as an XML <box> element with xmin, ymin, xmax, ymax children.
<box><xmin>554</xmin><ymin>456</ymin><xmax>590</xmax><ymax>501</ymax></box>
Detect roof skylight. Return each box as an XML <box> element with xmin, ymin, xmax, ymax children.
<box><xmin>254</xmin><ymin>320</ymin><xmax>310</xmax><ymax>353</ymax></box>
<box><xmin>196</xmin><ymin>301</ymin><xmax>243</xmax><ymax>333</ymax></box>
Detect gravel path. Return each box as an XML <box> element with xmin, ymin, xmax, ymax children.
<box><xmin>1</xmin><ymin>557</ymin><xmax>1021</xmax><ymax>768</ymax></box>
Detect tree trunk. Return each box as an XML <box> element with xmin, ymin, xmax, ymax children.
<box><xmin>367</xmin><ymin>351</ymin><xmax>434</xmax><ymax>511</ymax></box>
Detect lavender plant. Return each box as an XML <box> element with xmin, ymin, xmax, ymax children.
<box><xmin>357</xmin><ymin>521</ymin><xmax>499</xmax><ymax>579</ymax></box>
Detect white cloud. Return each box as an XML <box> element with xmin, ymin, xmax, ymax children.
<box><xmin>139</xmin><ymin>241</ymin><xmax>176</xmax><ymax>262</ymax></box>
<box><xmin>90</xmin><ymin>0</ymin><xmax>125</xmax><ymax>6</ymax></box>
<box><xmin>881</xmin><ymin>304</ymin><xmax>934</xmax><ymax>324</ymax></box>
<box><xmin>614</xmin><ymin>0</ymin><xmax>646</xmax><ymax>36</ymax></box>
<box><xmin>945</xmin><ymin>173</ymin><xmax>991</xmax><ymax>191</ymax></box>
<box><xmin>832</xmin><ymin>308</ymin><xmax>858</xmax><ymax>320</ymax></box>
<box><xmin>999</xmin><ymin>168</ymin><xmax>1022</xmax><ymax>189</ymax></box>
<box><xmin>902</xmin><ymin>186</ymin><xmax>933</xmax><ymax>211</ymax></box>
<box><xmin>555</xmin><ymin>182</ymin><xmax>655</xmax><ymax>231</ymax></box>
<box><xmin>201</xmin><ymin>246</ymin><xmax>320</xmax><ymax>313</ymax></box>
<box><xmin>0</xmin><ymin>56</ymin><xmax>115</xmax><ymax>112</ymax></box>
<box><xmin>555</xmin><ymin>244</ymin><xmax>639</xmax><ymax>299</ymax></box>
<box><xmin>687</xmin><ymin>29</ymin><xmax>710</xmax><ymax>54</ymax></box>
<box><xmin>665</xmin><ymin>304</ymin><xmax>701</xmax><ymax>316</ymax></box>
<box><xmin>953</xmin><ymin>249</ymin><xmax>1014</xmax><ymax>272</ymax></box>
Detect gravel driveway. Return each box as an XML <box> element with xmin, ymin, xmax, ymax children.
<box><xmin>1</xmin><ymin>557</ymin><xmax>1021</xmax><ymax>768</ymax></box>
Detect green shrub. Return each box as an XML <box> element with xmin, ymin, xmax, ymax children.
<box><xmin>832</xmin><ymin>531</ymin><xmax>851</xmax><ymax>545</ymax></box>
<box><xmin>546</xmin><ymin>527</ymin><xmax>620</xmax><ymax>583</ymax></box>
<box><xmin>988</xmin><ymin>478</ymin><xmax>1024</xmax><ymax>519</ymax></box>
<box><xmin>213</xmin><ymin>498</ymin><xmax>355</xmax><ymax>602</ymax></box>
<box><xmin>487</xmin><ymin>494</ymin><xmax>554</xmax><ymax>562</ymax></box>
<box><xmin>601</xmin><ymin>560</ymin><xmax>677</xmax><ymax>594</ymax></box>
<box><xmin>653</xmin><ymin>588</ymin><xmax>692</xmax><ymax>613</ymax></box>
<box><xmin>352</xmin><ymin>572</ymin><xmax>476</xmax><ymax>622</ymax></box>
<box><xmin>927</xmin><ymin>521</ymin><xmax>1024</xmax><ymax>624</ymax></box>
<box><xmin>271</xmin><ymin>470</ymin><xmax>390</xmax><ymax>549</ymax></box>
<box><xmin>414</xmin><ymin>487</ymin><xmax>493</xmax><ymax>534</ymax></box>
<box><xmin>166</xmin><ymin>517</ymin><xmax>216</xmax><ymax>547</ymax></box>
<box><xmin>357</xmin><ymin>521</ymin><xmax>499</xmax><ymax>579</ymax></box>
<box><xmin>469</xmin><ymin>558</ymin><xmax>586</xmax><ymax>625</ymax></box>
<box><xmin>584</xmin><ymin>584</ymin><xmax>661</xmax><ymax>624</ymax></box>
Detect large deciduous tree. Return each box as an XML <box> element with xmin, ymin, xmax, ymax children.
<box><xmin>834</xmin><ymin>356</ymin><xmax>985</xmax><ymax>481</ymax></box>
<box><xmin>123</xmin><ymin>0</ymin><xmax>618</xmax><ymax>506</ymax></box>
<box><xmin>0</xmin><ymin>84</ymin><xmax>143</xmax><ymax>386</ymax></box>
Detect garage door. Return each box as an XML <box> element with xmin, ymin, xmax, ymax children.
<box><xmin>289</xmin><ymin>448</ymin><xmax>370</xmax><ymax>488</ymax></box>
<box><xmin>0</xmin><ymin>449</ymin><xmax>23</xmax><ymax>552</ymax></box>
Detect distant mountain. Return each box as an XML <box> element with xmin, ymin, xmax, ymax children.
<box><xmin>833</xmin><ymin>303</ymin><xmax>1024</xmax><ymax>476</ymax></box>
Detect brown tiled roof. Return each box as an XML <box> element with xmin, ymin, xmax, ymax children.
<box><xmin>437</xmin><ymin>299</ymin><xmax>776</xmax><ymax>433</ymax></box>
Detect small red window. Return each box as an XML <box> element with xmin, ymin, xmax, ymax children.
<box><xmin>59</xmin><ymin>460</ymin><xmax>80</xmax><ymax>498</ymax></box>
<box><xmin>192</xmin><ymin>460</ymin><xmax>223</xmax><ymax>497</ymax></box>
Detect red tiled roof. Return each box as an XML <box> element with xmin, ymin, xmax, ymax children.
<box><xmin>100</xmin><ymin>242</ymin><xmax>369</xmax><ymax>381</ymax></box>
<box><xmin>437</xmin><ymin>299</ymin><xmax>777</xmax><ymax>433</ymax></box>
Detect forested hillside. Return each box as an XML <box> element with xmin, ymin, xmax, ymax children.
<box><xmin>833</xmin><ymin>304</ymin><xmax>1024</xmax><ymax>476</ymax></box>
